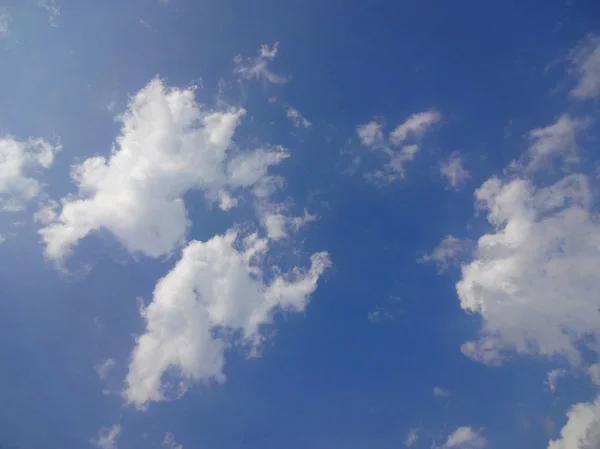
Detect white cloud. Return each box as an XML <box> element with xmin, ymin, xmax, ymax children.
<box><xmin>358</xmin><ymin>111</ymin><xmax>440</xmax><ymax>184</ymax></box>
<box><xmin>525</xmin><ymin>115</ymin><xmax>586</xmax><ymax>171</ymax></box>
<box><xmin>0</xmin><ymin>8</ymin><xmax>10</xmax><ymax>37</ymax></box>
<box><xmin>234</xmin><ymin>43</ymin><xmax>287</xmax><ymax>84</ymax></box>
<box><xmin>545</xmin><ymin>368</ymin><xmax>566</xmax><ymax>393</ymax></box>
<box><xmin>548</xmin><ymin>395</ymin><xmax>600</xmax><ymax>449</ymax></box>
<box><xmin>94</xmin><ymin>358</ymin><xmax>116</xmax><ymax>381</ymax></box>
<box><xmin>286</xmin><ymin>107</ymin><xmax>311</xmax><ymax>128</ymax></box>
<box><xmin>421</xmin><ymin>235</ymin><xmax>469</xmax><ymax>272</ymax></box>
<box><xmin>441</xmin><ymin>152</ymin><xmax>470</xmax><ymax>188</ymax></box>
<box><xmin>404</xmin><ymin>428</ymin><xmax>419</xmax><ymax>447</ymax></box>
<box><xmin>38</xmin><ymin>0</ymin><xmax>60</xmax><ymax>27</ymax></box>
<box><xmin>90</xmin><ymin>425</ymin><xmax>121</xmax><ymax>449</ymax></box>
<box><xmin>433</xmin><ymin>386</ymin><xmax>452</xmax><ymax>397</ymax></box>
<box><xmin>124</xmin><ymin>230</ymin><xmax>330</xmax><ymax>408</ymax></box>
<box><xmin>357</xmin><ymin>121</ymin><xmax>384</xmax><ymax>147</ymax></box>
<box><xmin>570</xmin><ymin>34</ymin><xmax>600</xmax><ymax>99</ymax></box>
<box><xmin>0</xmin><ymin>136</ymin><xmax>60</xmax><ymax>212</ymax></box>
<box><xmin>441</xmin><ymin>427</ymin><xmax>486</xmax><ymax>449</ymax></box>
<box><xmin>389</xmin><ymin>110</ymin><xmax>440</xmax><ymax>146</ymax></box>
<box><xmin>163</xmin><ymin>432</ymin><xmax>183</xmax><ymax>449</ymax></box>
<box><xmin>589</xmin><ymin>363</ymin><xmax>600</xmax><ymax>387</ymax></box>
<box><xmin>261</xmin><ymin>209</ymin><xmax>317</xmax><ymax>241</ymax></box>
<box><xmin>456</xmin><ymin>173</ymin><xmax>600</xmax><ymax>368</ymax></box>
<box><xmin>40</xmin><ymin>78</ymin><xmax>289</xmax><ymax>261</ymax></box>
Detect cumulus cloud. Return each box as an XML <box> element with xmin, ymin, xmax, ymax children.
<box><xmin>94</xmin><ymin>358</ymin><xmax>116</xmax><ymax>381</ymax></box>
<box><xmin>548</xmin><ymin>395</ymin><xmax>600</xmax><ymax>449</ymax></box>
<box><xmin>525</xmin><ymin>115</ymin><xmax>586</xmax><ymax>171</ymax></box>
<box><xmin>433</xmin><ymin>386</ymin><xmax>452</xmax><ymax>397</ymax></box>
<box><xmin>286</xmin><ymin>107</ymin><xmax>312</xmax><ymax>128</ymax></box>
<box><xmin>570</xmin><ymin>34</ymin><xmax>600</xmax><ymax>99</ymax></box>
<box><xmin>441</xmin><ymin>152</ymin><xmax>470</xmax><ymax>188</ymax></box>
<box><xmin>0</xmin><ymin>8</ymin><xmax>10</xmax><ymax>37</ymax></box>
<box><xmin>456</xmin><ymin>173</ymin><xmax>600</xmax><ymax>367</ymax></box>
<box><xmin>40</xmin><ymin>78</ymin><xmax>289</xmax><ymax>261</ymax></box>
<box><xmin>441</xmin><ymin>427</ymin><xmax>486</xmax><ymax>449</ymax></box>
<box><xmin>0</xmin><ymin>136</ymin><xmax>60</xmax><ymax>212</ymax></box>
<box><xmin>358</xmin><ymin>111</ymin><xmax>440</xmax><ymax>183</ymax></box>
<box><xmin>404</xmin><ymin>428</ymin><xmax>419</xmax><ymax>447</ymax></box>
<box><xmin>124</xmin><ymin>230</ymin><xmax>330</xmax><ymax>408</ymax></box>
<box><xmin>90</xmin><ymin>425</ymin><xmax>121</xmax><ymax>449</ymax></box>
<box><xmin>421</xmin><ymin>235</ymin><xmax>469</xmax><ymax>272</ymax></box>
<box><xmin>234</xmin><ymin>43</ymin><xmax>287</xmax><ymax>84</ymax></box>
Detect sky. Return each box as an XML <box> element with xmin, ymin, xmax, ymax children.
<box><xmin>0</xmin><ymin>1</ymin><xmax>600</xmax><ymax>448</ymax></box>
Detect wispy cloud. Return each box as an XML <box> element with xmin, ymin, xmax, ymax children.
<box><xmin>570</xmin><ymin>34</ymin><xmax>600</xmax><ymax>99</ymax></box>
<box><xmin>234</xmin><ymin>42</ymin><xmax>287</xmax><ymax>84</ymax></box>
<box><xmin>39</xmin><ymin>0</ymin><xmax>60</xmax><ymax>27</ymax></box>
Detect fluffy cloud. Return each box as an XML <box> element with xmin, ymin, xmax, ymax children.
<box><xmin>456</xmin><ymin>173</ymin><xmax>600</xmax><ymax>367</ymax></box>
<box><xmin>0</xmin><ymin>136</ymin><xmax>60</xmax><ymax>211</ymax></box>
<box><xmin>40</xmin><ymin>78</ymin><xmax>289</xmax><ymax>261</ymax></box>
<box><xmin>441</xmin><ymin>427</ymin><xmax>486</xmax><ymax>449</ymax></box>
<box><xmin>286</xmin><ymin>107</ymin><xmax>312</xmax><ymax>128</ymax></box>
<box><xmin>570</xmin><ymin>34</ymin><xmax>600</xmax><ymax>99</ymax></box>
<box><xmin>404</xmin><ymin>428</ymin><xmax>419</xmax><ymax>447</ymax></box>
<box><xmin>441</xmin><ymin>152</ymin><xmax>470</xmax><ymax>188</ymax></box>
<box><xmin>358</xmin><ymin>111</ymin><xmax>440</xmax><ymax>183</ymax></box>
<box><xmin>234</xmin><ymin>42</ymin><xmax>287</xmax><ymax>84</ymax></box>
<box><xmin>525</xmin><ymin>115</ymin><xmax>586</xmax><ymax>171</ymax></box>
<box><xmin>548</xmin><ymin>395</ymin><xmax>600</xmax><ymax>449</ymax></box>
<box><xmin>90</xmin><ymin>425</ymin><xmax>121</xmax><ymax>449</ymax></box>
<box><xmin>124</xmin><ymin>230</ymin><xmax>330</xmax><ymax>408</ymax></box>
<box><xmin>421</xmin><ymin>235</ymin><xmax>469</xmax><ymax>272</ymax></box>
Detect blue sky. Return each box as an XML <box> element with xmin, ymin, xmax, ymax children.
<box><xmin>1</xmin><ymin>1</ymin><xmax>600</xmax><ymax>449</ymax></box>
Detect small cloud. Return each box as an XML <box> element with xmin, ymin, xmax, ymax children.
<box><xmin>525</xmin><ymin>115</ymin><xmax>586</xmax><ymax>171</ymax></box>
<box><xmin>544</xmin><ymin>368</ymin><xmax>566</xmax><ymax>393</ymax></box>
<box><xmin>441</xmin><ymin>426</ymin><xmax>486</xmax><ymax>449</ymax></box>
<box><xmin>234</xmin><ymin>42</ymin><xmax>287</xmax><ymax>84</ymax></box>
<box><xmin>440</xmin><ymin>152</ymin><xmax>470</xmax><ymax>189</ymax></box>
<box><xmin>286</xmin><ymin>107</ymin><xmax>311</xmax><ymax>128</ymax></box>
<box><xmin>389</xmin><ymin>110</ymin><xmax>440</xmax><ymax>146</ymax></box>
<box><xmin>94</xmin><ymin>358</ymin><xmax>116</xmax><ymax>381</ymax></box>
<box><xmin>589</xmin><ymin>363</ymin><xmax>600</xmax><ymax>386</ymax></box>
<box><xmin>367</xmin><ymin>310</ymin><xmax>394</xmax><ymax>323</ymax></box>
<box><xmin>38</xmin><ymin>0</ymin><xmax>60</xmax><ymax>27</ymax></box>
<box><xmin>433</xmin><ymin>386</ymin><xmax>452</xmax><ymax>397</ymax></box>
<box><xmin>420</xmin><ymin>235</ymin><xmax>469</xmax><ymax>273</ymax></box>
<box><xmin>0</xmin><ymin>8</ymin><xmax>11</xmax><ymax>38</ymax></box>
<box><xmin>90</xmin><ymin>425</ymin><xmax>121</xmax><ymax>449</ymax></box>
<box><xmin>570</xmin><ymin>34</ymin><xmax>600</xmax><ymax>99</ymax></box>
<box><xmin>357</xmin><ymin>121</ymin><xmax>384</xmax><ymax>147</ymax></box>
<box><xmin>404</xmin><ymin>428</ymin><xmax>419</xmax><ymax>448</ymax></box>
<box><xmin>163</xmin><ymin>432</ymin><xmax>183</xmax><ymax>449</ymax></box>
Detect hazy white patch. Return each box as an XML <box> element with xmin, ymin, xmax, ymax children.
<box><xmin>163</xmin><ymin>432</ymin><xmax>183</xmax><ymax>449</ymax></box>
<box><xmin>94</xmin><ymin>358</ymin><xmax>116</xmax><ymax>381</ymax></box>
<box><xmin>433</xmin><ymin>386</ymin><xmax>452</xmax><ymax>397</ymax></box>
<box><xmin>234</xmin><ymin>43</ymin><xmax>287</xmax><ymax>84</ymax></box>
<box><xmin>420</xmin><ymin>235</ymin><xmax>469</xmax><ymax>272</ymax></box>
<box><xmin>0</xmin><ymin>8</ymin><xmax>11</xmax><ymax>37</ymax></box>
<box><xmin>441</xmin><ymin>427</ymin><xmax>486</xmax><ymax>449</ymax></box>
<box><xmin>545</xmin><ymin>368</ymin><xmax>566</xmax><ymax>393</ymax></box>
<box><xmin>38</xmin><ymin>0</ymin><xmax>60</xmax><ymax>27</ymax></box>
<box><xmin>441</xmin><ymin>152</ymin><xmax>470</xmax><ymax>188</ymax></box>
<box><xmin>570</xmin><ymin>34</ymin><xmax>600</xmax><ymax>99</ymax></box>
<box><xmin>90</xmin><ymin>425</ymin><xmax>121</xmax><ymax>449</ymax></box>
<box><xmin>404</xmin><ymin>428</ymin><xmax>419</xmax><ymax>447</ymax></box>
<box><xmin>0</xmin><ymin>137</ymin><xmax>60</xmax><ymax>212</ymax></box>
<box><xmin>286</xmin><ymin>107</ymin><xmax>311</xmax><ymax>128</ymax></box>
